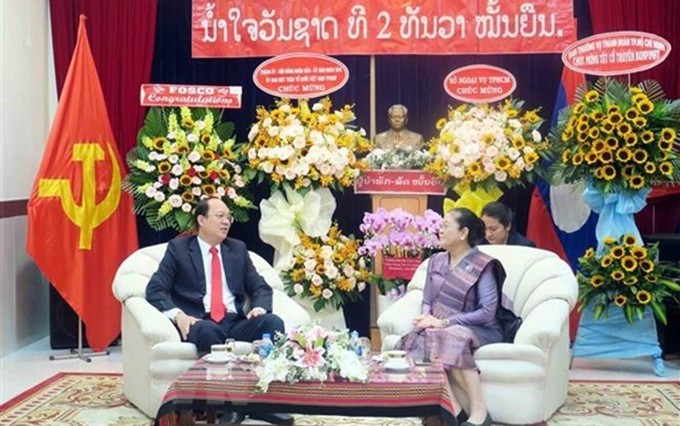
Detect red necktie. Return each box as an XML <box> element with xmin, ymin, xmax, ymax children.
<box><xmin>209</xmin><ymin>246</ymin><xmax>225</xmax><ymax>322</ymax></box>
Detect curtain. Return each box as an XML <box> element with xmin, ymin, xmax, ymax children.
<box><xmin>49</xmin><ymin>0</ymin><xmax>159</xmax><ymax>157</ymax></box>
<box><xmin>590</xmin><ymin>0</ymin><xmax>680</xmax><ymax>233</ymax></box>
<box><xmin>589</xmin><ymin>0</ymin><xmax>679</xmax><ymax>98</ymax></box>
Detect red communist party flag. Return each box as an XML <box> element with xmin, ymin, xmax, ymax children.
<box><xmin>26</xmin><ymin>15</ymin><xmax>138</xmax><ymax>351</ymax></box>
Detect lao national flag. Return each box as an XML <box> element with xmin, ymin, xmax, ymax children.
<box><xmin>527</xmin><ymin>68</ymin><xmax>598</xmax><ymax>270</ymax></box>
<box><xmin>526</xmin><ymin>68</ymin><xmax>598</xmax><ymax>341</ymax></box>
<box><xmin>26</xmin><ymin>16</ymin><xmax>138</xmax><ymax>351</ymax></box>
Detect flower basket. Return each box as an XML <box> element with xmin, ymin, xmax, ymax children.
<box><xmin>281</xmin><ymin>224</ymin><xmax>371</xmax><ymax>312</ymax></box>
<box><xmin>359</xmin><ymin>208</ymin><xmax>442</xmax><ymax>296</ymax></box>
<box><xmin>242</xmin><ymin>98</ymin><xmax>371</xmax><ymax>193</ymax></box>
<box><xmin>576</xmin><ymin>234</ymin><xmax>680</xmax><ymax>325</ymax></box>
<box><xmin>365</xmin><ymin>148</ymin><xmax>432</xmax><ymax>170</ymax></box>
<box><xmin>427</xmin><ymin>100</ymin><xmax>549</xmax><ymax>192</ymax></box>
<box><xmin>255</xmin><ymin>324</ymin><xmax>368</xmax><ymax>392</ymax></box>
<box><xmin>125</xmin><ymin>107</ymin><xmax>254</xmax><ymax>232</ymax></box>
<box><xmin>549</xmin><ymin>78</ymin><xmax>680</xmax><ymax>194</ymax></box>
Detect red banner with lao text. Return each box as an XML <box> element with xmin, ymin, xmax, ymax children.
<box><xmin>192</xmin><ymin>0</ymin><xmax>576</xmax><ymax>58</ymax></box>
<box><xmin>354</xmin><ymin>171</ymin><xmax>446</xmax><ymax>195</ymax></box>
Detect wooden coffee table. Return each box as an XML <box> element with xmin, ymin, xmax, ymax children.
<box><xmin>155</xmin><ymin>357</ymin><xmax>457</xmax><ymax>425</ymax></box>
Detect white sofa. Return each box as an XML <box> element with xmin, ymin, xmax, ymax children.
<box><xmin>377</xmin><ymin>245</ymin><xmax>578</xmax><ymax>425</ymax></box>
<box><xmin>111</xmin><ymin>243</ymin><xmax>311</xmax><ymax>418</ymax></box>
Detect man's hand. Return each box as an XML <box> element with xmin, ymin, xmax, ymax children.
<box><xmin>175</xmin><ymin>311</ymin><xmax>199</xmax><ymax>340</ymax></box>
<box><xmin>246</xmin><ymin>307</ymin><xmax>266</xmax><ymax>319</ymax></box>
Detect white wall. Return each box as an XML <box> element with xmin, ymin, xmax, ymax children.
<box><xmin>0</xmin><ymin>0</ymin><xmax>52</xmax><ymax>356</ymax></box>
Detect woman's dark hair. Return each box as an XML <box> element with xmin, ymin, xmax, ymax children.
<box><xmin>481</xmin><ymin>201</ymin><xmax>513</xmax><ymax>228</ymax></box>
<box><xmin>451</xmin><ymin>207</ymin><xmax>486</xmax><ymax>247</ymax></box>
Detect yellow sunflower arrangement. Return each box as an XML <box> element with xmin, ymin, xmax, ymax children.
<box><xmin>126</xmin><ymin>107</ymin><xmax>254</xmax><ymax>232</ymax></box>
<box><xmin>549</xmin><ymin>78</ymin><xmax>680</xmax><ymax>193</ymax></box>
<box><xmin>426</xmin><ymin>99</ymin><xmax>549</xmax><ymax>191</ymax></box>
<box><xmin>577</xmin><ymin>234</ymin><xmax>680</xmax><ymax>324</ymax></box>
<box><xmin>243</xmin><ymin>97</ymin><xmax>372</xmax><ymax>192</ymax></box>
<box><xmin>281</xmin><ymin>224</ymin><xmax>372</xmax><ymax>311</ymax></box>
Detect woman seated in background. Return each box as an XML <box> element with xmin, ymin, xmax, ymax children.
<box><xmin>480</xmin><ymin>202</ymin><xmax>536</xmax><ymax>247</ymax></box>
<box><xmin>396</xmin><ymin>208</ymin><xmax>506</xmax><ymax>426</ymax></box>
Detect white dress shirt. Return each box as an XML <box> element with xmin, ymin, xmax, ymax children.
<box><xmin>196</xmin><ymin>237</ymin><xmax>237</xmax><ymax>314</ymax></box>
<box><xmin>164</xmin><ymin>236</ymin><xmax>237</xmax><ymax>321</ymax></box>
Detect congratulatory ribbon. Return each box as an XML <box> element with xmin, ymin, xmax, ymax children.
<box><xmin>259</xmin><ymin>186</ymin><xmax>336</xmax><ymax>270</ymax></box>
<box><xmin>443</xmin><ymin>183</ymin><xmax>503</xmax><ymax>217</ymax></box>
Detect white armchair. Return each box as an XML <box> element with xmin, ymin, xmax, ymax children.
<box><xmin>377</xmin><ymin>245</ymin><xmax>578</xmax><ymax>425</ymax></box>
<box><xmin>112</xmin><ymin>243</ymin><xmax>311</xmax><ymax>418</ymax></box>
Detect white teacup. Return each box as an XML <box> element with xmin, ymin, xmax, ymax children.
<box><xmin>384</xmin><ymin>350</ymin><xmax>407</xmax><ymax>360</ymax></box>
<box><xmin>211</xmin><ymin>343</ymin><xmax>229</xmax><ymax>354</ymax></box>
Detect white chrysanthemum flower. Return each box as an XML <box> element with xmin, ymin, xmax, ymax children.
<box><xmin>322</xmin><ymin>288</ymin><xmax>333</xmax><ymax>299</ymax></box>
<box><xmin>192</xmin><ymin>187</ymin><xmax>202</xmax><ymax>196</ymax></box>
<box><xmin>312</xmin><ymin>102</ymin><xmax>324</xmax><ymax>111</ymax></box>
<box><xmin>169</xmin><ymin>178</ymin><xmax>179</xmax><ymax>190</ymax></box>
<box><xmin>154</xmin><ymin>192</ymin><xmax>166</xmax><ymax>202</ymax></box>
<box><xmin>284</xmin><ymin>169</ymin><xmax>296</xmax><ymax>181</ymax></box>
<box><xmin>168</xmin><ymin>194</ymin><xmax>182</xmax><ymax>208</ymax></box>
<box><xmin>187</xmin><ymin>133</ymin><xmax>198</xmax><ymax>142</ymax></box>
<box><xmin>532</xmin><ymin>129</ymin><xmax>541</xmax><ymax>142</ymax></box>
<box><xmin>188</xmin><ymin>151</ymin><xmax>201</xmax><ymax>162</ymax></box>
<box><xmin>507</xmin><ymin>147</ymin><xmax>521</xmax><ymax>161</ymax></box>
<box><xmin>304</xmin><ymin>258</ymin><xmax>317</xmax><ymax>270</ymax></box>
<box><xmin>293</xmin><ymin>284</ymin><xmax>304</xmax><ymax>295</ymax></box>
<box><xmin>181</xmin><ymin>203</ymin><xmax>192</xmax><ymax>212</ymax></box>
<box><xmin>145</xmin><ymin>186</ymin><xmax>158</xmax><ymax>198</ymax></box>
<box><xmin>312</xmin><ymin>275</ymin><xmax>323</xmax><ymax>287</ymax></box>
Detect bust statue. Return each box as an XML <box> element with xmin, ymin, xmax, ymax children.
<box><xmin>374</xmin><ymin>104</ymin><xmax>424</xmax><ymax>150</ymax></box>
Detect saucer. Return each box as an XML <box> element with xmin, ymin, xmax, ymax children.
<box><xmin>384</xmin><ymin>360</ymin><xmax>410</xmax><ymax>371</ymax></box>
<box><xmin>204</xmin><ymin>353</ymin><xmax>232</xmax><ymax>364</ymax></box>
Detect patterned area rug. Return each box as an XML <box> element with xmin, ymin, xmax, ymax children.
<box><xmin>0</xmin><ymin>373</ymin><xmax>677</xmax><ymax>425</ymax></box>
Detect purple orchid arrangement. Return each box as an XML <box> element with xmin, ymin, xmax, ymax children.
<box><xmin>359</xmin><ymin>208</ymin><xmax>442</xmax><ymax>297</ymax></box>
<box><xmin>359</xmin><ymin>208</ymin><xmax>442</xmax><ymax>257</ymax></box>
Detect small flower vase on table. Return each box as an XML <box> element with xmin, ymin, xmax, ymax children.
<box><xmin>572</xmin><ymin>186</ymin><xmax>664</xmax><ymax>376</ymax></box>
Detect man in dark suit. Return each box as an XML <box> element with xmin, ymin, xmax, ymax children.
<box><xmin>146</xmin><ymin>196</ymin><xmax>292</xmax><ymax>425</ymax></box>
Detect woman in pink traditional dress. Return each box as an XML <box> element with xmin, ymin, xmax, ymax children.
<box><xmin>397</xmin><ymin>207</ymin><xmax>507</xmax><ymax>426</ymax></box>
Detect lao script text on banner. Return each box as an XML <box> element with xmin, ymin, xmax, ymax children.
<box><xmin>192</xmin><ymin>0</ymin><xmax>576</xmax><ymax>58</ymax></box>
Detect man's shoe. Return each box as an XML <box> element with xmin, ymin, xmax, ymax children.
<box><xmin>248</xmin><ymin>412</ymin><xmax>294</xmax><ymax>425</ymax></box>
<box><xmin>218</xmin><ymin>411</ymin><xmax>246</xmax><ymax>425</ymax></box>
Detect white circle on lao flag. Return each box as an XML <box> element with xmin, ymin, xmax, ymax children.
<box><xmin>550</xmin><ymin>182</ymin><xmax>591</xmax><ymax>233</ymax></box>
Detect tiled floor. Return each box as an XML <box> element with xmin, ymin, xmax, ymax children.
<box><xmin>1</xmin><ymin>337</ymin><xmax>679</xmax><ymax>406</ymax></box>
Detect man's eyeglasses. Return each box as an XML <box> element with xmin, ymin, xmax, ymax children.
<box><xmin>210</xmin><ymin>213</ymin><xmax>234</xmax><ymax>223</ymax></box>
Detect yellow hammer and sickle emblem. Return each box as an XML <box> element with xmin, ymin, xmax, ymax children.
<box><xmin>38</xmin><ymin>142</ymin><xmax>122</xmax><ymax>250</ymax></box>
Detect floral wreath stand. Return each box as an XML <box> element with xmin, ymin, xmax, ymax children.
<box><xmin>258</xmin><ymin>187</ymin><xmax>347</xmax><ymax>330</ymax></box>
<box><xmin>571</xmin><ymin>186</ymin><xmax>665</xmax><ymax>376</ymax></box>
